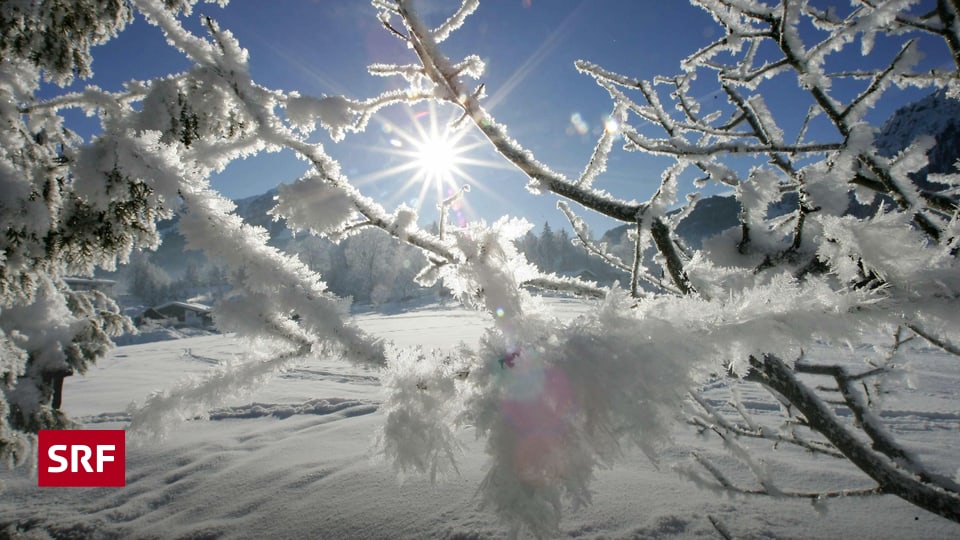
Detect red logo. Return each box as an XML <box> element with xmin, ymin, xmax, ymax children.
<box><xmin>38</xmin><ymin>430</ymin><xmax>125</xmax><ymax>487</ymax></box>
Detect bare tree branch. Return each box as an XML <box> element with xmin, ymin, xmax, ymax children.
<box><xmin>749</xmin><ymin>354</ymin><xmax>960</xmax><ymax>522</ymax></box>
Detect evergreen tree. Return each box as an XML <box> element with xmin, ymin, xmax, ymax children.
<box><xmin>517</xmin><ymin>230</ymin><xmax>538</xmax><ymax>267</ymax></box>
<box><xmin>556</xmin><ymin>228</ymin><xmax>572</xmax><ymax>272</ymax></box>
<box><xmin>537</xmin><ymin>221</ymin><xmax>557</xmax><ymax>271</ymax></box>
<box><xmin>181</xmin><ymin>262</ymin><xmax>203</xmax><ymax>289</ymax></box>
<box><xmin>127</xmin><ymin>254</ymin><xmax>172</xmax><ymax>305</ymax></box>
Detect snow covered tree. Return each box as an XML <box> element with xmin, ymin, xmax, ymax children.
<box><xmin>343</xmin><ymin>228</ymin><xmax>417</xmax><ymax>304</ymax></box>
<box><xmin>2</xmin><ymin>0</ymin><xmax>960</xmax><ymax>537</ymax></box>
<box><xmin>126</xmin><ymin>253</ymin><xmax>172</xmax><ymax>305</ymax></box>
<box><xmin>1</xmin><ymin>0</ymin><xmax>138</xmax><ymax>463</ymax></box>
<box><xmin>536</xmin><ymin>221</ymin><xmax>558</xmax><ymax>270</ymax></box>
<box><xmin>555</xmin><ymin>228</ymin><xmax>573</xmax><ymax>271</ymax></box>
<box><xmin>180</xmin><ymin>261</ymin><xmax>201</xmax><ymax>289</ymax></box>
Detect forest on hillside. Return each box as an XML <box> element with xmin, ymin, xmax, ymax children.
<box><xmin>124</xmin><ymin>220</ymin><xmax>625</xmax><ymax>307</ymax></box>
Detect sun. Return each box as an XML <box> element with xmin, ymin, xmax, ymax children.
<box><xmin>412</xmin><ymin>130</ymin><xmax>460</xmax><ymax>186</ymax></box>
<box><xmin>349</xmin><ymin>102</ymin><xmax>517</xmax><ymax>224</ymax></box>
<box><xmin>375</xmin><ymin>104</ymin><xmax>477</xmax><ymax>207</ymax></box>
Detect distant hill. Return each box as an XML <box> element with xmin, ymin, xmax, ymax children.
<box><xmin>875</xmin><ymin>88</ymin><xmax>960</xmax><ymax>188</ymax></box>
<box><xmin>233</xmin><ymin>187</ymin><xmax>289</xmax><ymax>240</ymax></box>
<box><xmin>144</xmin><ymin>189</ymin><xmax>286</xmax><ymax>276</ymax></box>
<box><xmin>599</xmin><ymin>195</ymin><xmax>742</xmax><ymax>252</ymax></box>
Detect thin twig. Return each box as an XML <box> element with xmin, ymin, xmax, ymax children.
<box><xmin>907</xmin><ymin>324</ymin><xmax>960</xmax><ymax>357</ymax></box>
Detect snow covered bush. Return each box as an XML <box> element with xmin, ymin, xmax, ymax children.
<box><xmin>2</xmin><ymin>0</ymin><xmax>959</xmax><ymax>536</ymax></box>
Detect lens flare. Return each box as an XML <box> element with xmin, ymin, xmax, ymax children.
<box><xmin>569</xmin><ymin>112</ymin><xmax>589</xmax><ymax>135</ymax></box>
<box><xmin>603</xmin><ymin>115</ymin><xmax>620</xmax><ymax>134</ymax></box>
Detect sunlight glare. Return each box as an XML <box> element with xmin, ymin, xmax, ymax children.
<box><xmin>414</xmin><ymin>134</ymin><xmax>459</xmax><ymax>181</ymax></box>
<box><xmin>350</xmin><ymin>102</ymin><xmax>519</xmax><ymax>224</ymax></box>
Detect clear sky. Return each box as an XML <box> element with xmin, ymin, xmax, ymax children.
<box><xmin>49</xmin><ymin>0</ymin><xmax>954</xmax><ymax>235</ymax></box>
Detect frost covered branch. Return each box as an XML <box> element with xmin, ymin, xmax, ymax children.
<box><xmin>684</xmin><ymin>450</ymin><xmax>882</xmax><ymax>500</ymax></box>
<box><xmin>687</xmin><ymin>390</ymin><xmax>843</xmax><ymax>458</ymax></box>
<box><xmin>381</xmin><ymin>0</ymin><xmax>960</xmax><ymax>532</ymax></box>
<box><xmin>388</xmin><ymin>0</ymin><xmax>647</xmax><ymax>225</ymax></box>
<box><xmin>793</xmin><ymin>360</ymin><xmax>960</xmax><ymax>495</ymax></box>
<box><xmin>906</xmin><ymin>323</ymin><xmax>960</xmax><ymax>356</ymax></box>
<box><xmin>748</xmin><ymin>354</ymin><xmax>960</xmax><ymax>522</ymax></box>
<box><xmin>3</xmin><ymin>0</ymin><xmax>960</xmax><ymax>537</ymax></box>
<box><xmin>519</xmin><ymin>275</ymin><xmax>606</xmax><ymax>299</ymax></box>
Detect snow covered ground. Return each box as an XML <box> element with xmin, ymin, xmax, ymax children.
<box><xmin>1</xmin><ymin>298</ymin><xmax>958</xmax><ymax>539</ymax></box>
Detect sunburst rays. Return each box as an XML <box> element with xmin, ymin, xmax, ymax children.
<box><xmin>350</xmin><ymin>101</ymin><xmax>514</xmax><ymax>226</ymax></box>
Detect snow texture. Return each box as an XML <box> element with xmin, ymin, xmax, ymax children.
<box><xmin>0</xmin><ymin>300</ymin><xmax>957</xmax><ymax>539</ymax></box>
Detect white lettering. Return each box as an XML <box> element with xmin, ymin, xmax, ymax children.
<box><xmin>72</xmin><ymin>445</ymin><xmax>93</xmax><ymax>473</ymax></box>
<box><xmin>47</xmin><ymin>444</ymin><xmax>68</xmax><ymax>473</ymax></box>
<box><xmin>96</xmin><ymin>445</ymin><xmax>115</xmax><ymax>473</ymax></box>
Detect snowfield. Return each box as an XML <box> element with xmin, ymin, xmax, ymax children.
<box><xmin>1</xmin><ymin>299</ymin><xmax>958</xmax><ymax>539</ymax></box>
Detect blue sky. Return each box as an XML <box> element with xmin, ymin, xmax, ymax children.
<box><xmin>53</xmin><ymin>0</ymin><xmax>954</xmax><ymax>235</ymax></box>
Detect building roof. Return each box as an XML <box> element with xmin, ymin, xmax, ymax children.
<box><xmin>63</xmin><ymin>277</ymin><xmax>117</xmax><ymax>286</ymax></box>
<box><xmin>153</xmin><ymin>301</ymin><xmax>212</xmax><ymax>313</ymax></box>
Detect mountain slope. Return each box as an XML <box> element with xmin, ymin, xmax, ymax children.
<box><xmin>876</xmin><ymin>88</ymin><xmax>960</xmax><ymax>187</ymax></box>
